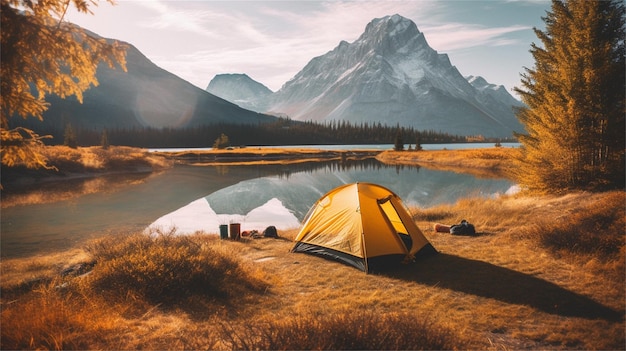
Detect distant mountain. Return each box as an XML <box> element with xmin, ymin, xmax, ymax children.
<box><xmin>206</xmin><ymin>74</ymin><xmax>272</xmax><ymax>112</ymax></box>
<box><xmin>209</xmin><ymin>14</ymin><xmax>524</xmax><ymax>138</ymax></box>
<box><xmin>466</xmin><ymin>75</ymin><xmax>522</xmax><ymax>110</ymax></box>
<box><xmin>13</xmin><ymin>32</ymin><xmax>276</xmax><ymax>134</ymax></box>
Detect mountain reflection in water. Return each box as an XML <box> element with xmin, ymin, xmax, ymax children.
<box><xmin>3</xmin><ymin>159</ymin><xmax>513</xmax><ymax>258</ymax></box>
<box><xmin>149</xmin><ymin>158</ymin><xmax>514</xmax><ymax>235</ymax></box>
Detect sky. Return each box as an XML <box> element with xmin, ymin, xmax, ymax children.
<box><xmin>65</xmin><ymin>0</ymin><xmax>551</xmax><ymax>96</ymax></box>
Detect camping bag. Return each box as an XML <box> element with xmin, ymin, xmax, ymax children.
<box><xmin>449</xmin><ymin>220</ymin><xmax>476</xmax><ymax>236</ymax></box>
<box><xmin>263</xmin><ymin>225</ymin><xmax>278</xmax><ymax>238</ymax></box>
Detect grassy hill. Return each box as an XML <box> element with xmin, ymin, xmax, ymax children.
<box><xmin>1</xmin><ymin>190</ymin><xmax>623</xmax><ymax>350</ymax></box>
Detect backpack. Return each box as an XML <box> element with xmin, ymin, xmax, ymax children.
<box><xmin>449</xmin><ymin>220</ymin><xmax>476</xmax><ymax>236</ymax></box>
<box><xmin>263</xmin><ymin>225</ymin><xmax>279</xmax><ymax>238</ymax></box>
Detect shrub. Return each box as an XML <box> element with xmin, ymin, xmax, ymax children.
<box><xmin>0</xmin><ymin>279</ymin><xmax>118</xmax><ymax>350</ymax></box>
<box><xmin>83</xmin><ymin>231</ymin><xmax>268</xmax><ymax>306</ymax></box>
<box><xmin>213</xmin><ymin>133</ymin><xmax>230</xmax><ymax>149</ymax></box>
<box><xmin>224</xmin><ymin>310</ymin><xmax>461</xmax><ymax>350</ymax></box>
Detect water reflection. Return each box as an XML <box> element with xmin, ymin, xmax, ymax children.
<box><xmin>150</xmin><ymin>159</ymin><xmax>513</xmax><ymax>235</ymax></box>
<box><xmin>3</xmin><ymin>159</ymin><xmax>513</xmax><ymax>258</ymax></box>
<box><xmin>211</xmin><ymin>159</ymin><xmax>510</xmax><ymax>219</ymax></box>
<box><xmin>1</xmin><ymin>172</ymin><xmax>154</xmax><ymax>208</ymax></box>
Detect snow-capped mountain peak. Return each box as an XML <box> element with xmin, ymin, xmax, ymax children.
<box><xmin>466</xmin><ymin>75</ymin><xmax>521</xmax><ymax>106</ymax></box>
<box><xmin>207</xmin><ymin>15</ymin><xmax>524</xmax><ymax>137</ymax></box>
<box><xmin>466</xmin><ymin>75</ymin><xmax>498</xmax><ymax>91</ymax></box>
<box><xmin>362</xmin><ymin>14</ymin><xmax>418</xmax><ymax>39</ymax></box>
<box><xmin>206</xmin><ymin>73</ymin><xmax>272</xmax><ymax>112</ymax></box>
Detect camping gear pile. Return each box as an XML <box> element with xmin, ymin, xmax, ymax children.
<box><xmin>220</xmin><ymin>224</ymin><xmax>279</xmax><ymax>240</ymax></box>
<box><xmin>434</xmin><ymin>220</ymin><xmax>476</xmax><ymax>236</ymax></box>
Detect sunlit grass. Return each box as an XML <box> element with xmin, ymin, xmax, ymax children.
<box><xmin>83</xmin><ymin>230</ymin><xmax>269</xmax><ymax>307</ymax></box>
<box><xmin>1</xmin><ymin>279</ymin><xmax>126</xmax><ymax>350</ymax></box>
<box><xmin>377</xmin><ymin>147</ymin><xmax>521</xmax><ymax>178</ymax></box>
<box><xmin>223</xmin><ymin>310</ymin><xmax>461</xmax><ymax>350</ymax></box>
<box><xmin>0</xmin><ymin>248</ymin><xmax>91</xmax><ymax>289</ymax></box>
<box><xmin>2</xmin><ymin>145</ymin><xmax>171</xmax><ymax>179</ymax></box>
<box><xmin>415</xmin><ymin>191</ymin><xmax>625</xmax><ymax>271</ymax></box>
<box><xmin>533</xmin><ymin>191</ymin><xmax>625</xmax><ymax>256</ymax></box>
<box><xmin>1</xmin><ymin>146</ymin><xmax>172</xmax><ymax>207</ymax></box>
<box><xmin>41</xmin><ymin>145</ymin><xmax>171</xmax><ymax>173</ymax></box>
<box><xmin>1</xmin><ymin>191</ymin><xmax>624</xmax><ymax>350</ymax></box>
<box><xmin>155</xmin><ymin>147</ymin><xmax>378</xmax><ymax>166</ymax></box>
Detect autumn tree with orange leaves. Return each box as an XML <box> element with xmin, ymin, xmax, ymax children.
<box><xmin>1</xmin><ymin>0</ymin><xmax>127</xmax><ymax>169</ymax></box>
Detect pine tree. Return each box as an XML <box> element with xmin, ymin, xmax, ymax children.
<box><xmin>63</xmin><ymin>124</ymin><xmax>77</xmax><ymax>148</ymax></box>
<box><xmin>514</xmin><ymin>0</ymin><xmax>625</xmax><ymax>192</ymax></box>
<box><xmin>393</xmin><ymin>130</ymin><xmax>404</xmax><ymax>151</ymax></box>
<box><xmin>414</xmin><ymin>132</ymin><xmax>423</xmax><ymax>151</ymax></box>
<box><xmin>101</xmin><ymin>129</ymin><xmax>110</xmax><ymax>150</ymax></box>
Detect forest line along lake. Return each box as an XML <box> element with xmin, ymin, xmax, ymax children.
<box><xmin>147</xmin><ymin>142</ymin><xmax>520</xmax><ymax>153</ymax></box>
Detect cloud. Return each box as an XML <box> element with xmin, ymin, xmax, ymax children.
<box><xmin>151</xmin><ymin>39</ymin><xmax>318</xmax><ymax>91</ymax></box>
<box><xmin>144</xmin><ymin>1</ymin><xmax>533</xmax><ymax>91</ymax></box>
<box><xmin>63</xmin><ymin>0</ymin><xmax>543</xmax><ymax>93</ymax></box>
<box><xmin>192</xmin><ymin>1</ymin><xmax>443</xmax><ymax>88</ymax></box>
<box><xmin>134</xmin><ymin>1</ymin><xmax>224</xmax><ymax>39</ymax></box>
<box><xmin>420</xmin><ymin>23</ymin><xmax>531</xmax><ymax>51</ymax></box>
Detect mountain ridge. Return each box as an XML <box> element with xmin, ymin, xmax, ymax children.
<box><xmin>206</xmin><ymin>73</ymin><xmax>273</xmax><ymax>113</ymax></box>
<box><xmin>11</xmin><ymin>29</ymin><xmax>277</xmax><ymax>135</ymax></box>
<box><xmin>207</xmin><ymin>14</ymin><xmax>524</xmax><ymax>138</ymax></box>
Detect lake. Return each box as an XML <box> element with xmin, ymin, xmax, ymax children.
<box><xmin>1</xmin><ymin>158</ymin><xmax>515</xmax><ymax>259</ymax></box>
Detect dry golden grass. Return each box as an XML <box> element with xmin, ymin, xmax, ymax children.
<box><xmin>1</xmin><ymin>191</ymin><xmax>623</xmax><ymax>350</ymax></box>
<box><xmin>1</xmin><ymin>146</ymin><xmax>172</xmax><ymax>207</ymax></box>
<box><xmin>377</xmin><ymin>147</ymin><xmax>521</xmax><ymax>178</ymax></box>
<box><xmin>40</xmin><ymin>145</ymin><xmax>172</xmax><ymax>173</ymax></box>
<box><xmin>415</xmin><ymin>193</ymin><xmax>625</xmax><ymax>350</ymax></box>
<box><xmin>2</xmin><ymin>145</ymin><xmax>171</xmax><ymax>180</ymax></box>
<box><xmin>83</xmin><ymin>230</ymin><xmax>270</xmax><ymax>308</ymax></box>
<box><xmin>0</xmin><ymin>248</ymin><xmax>92</xmax><ymax>300</ymax></box>
<box><xmin>223</xmin><ymin>310</ymin><xmax>459</xmax><ymax>350</ymax></box>
<box><xmin>154</xmin><ymin>147</ymin><xmax>379</xmax><ymax>166</ymax></box>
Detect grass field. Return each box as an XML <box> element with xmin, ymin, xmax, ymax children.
<box><xmin>377</xmin><ymin>147</ymin><xmax>520</xmax><ymax>178</ymax></box>
<box><xmin>153</xmin><ymin>147</ymin><xmax>380</xmax><ymax>166</ymax></box>
<box><xmin>2</xmin><ymin>190</ymin><xmax>623</xmax><ymax>350</ymax></box>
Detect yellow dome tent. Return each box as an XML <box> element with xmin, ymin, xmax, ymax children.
<box><xmin>292</xmin><ymin>182</ymin><xmax>436</xmax><ymax>273</ymax></box>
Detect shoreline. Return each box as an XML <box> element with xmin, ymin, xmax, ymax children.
<box><xmin>1</xmin><ymin>146</ymin><xmax>518</xmax><ymax>259</ymax></box>
<box><xmin>153</xmin><ymin>147</ymin><xmax>517</xmax><ymax>177</ymax></box>
<box><xmin>376</xmin><ymin>148</ymin><xmax>518</xmax><ymax>179</ymax></box>
<box><xmin>1</xmin><ymin>146</ymin><xmax>515</xmax><ymax>208</ymax></box>
<box><xmin>153</xmin><ymin>147</ymin><xmax>381</xmax><ymax>165</ymax></box>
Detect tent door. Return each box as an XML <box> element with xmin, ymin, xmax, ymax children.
<box><xmin>378</xmin><ymin>198</ymin><xmax>412</xmax><ymax>250</ymax></box>
<box><xmin>378</xmin><ymin>199</ymin><xmax>409</xmax><ymax>234</ymax></box>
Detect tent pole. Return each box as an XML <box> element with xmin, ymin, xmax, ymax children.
<box><xmin>361</xmin><ymin>231</ymin><xmax>369</xmax><ymax>274</ymax></box>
